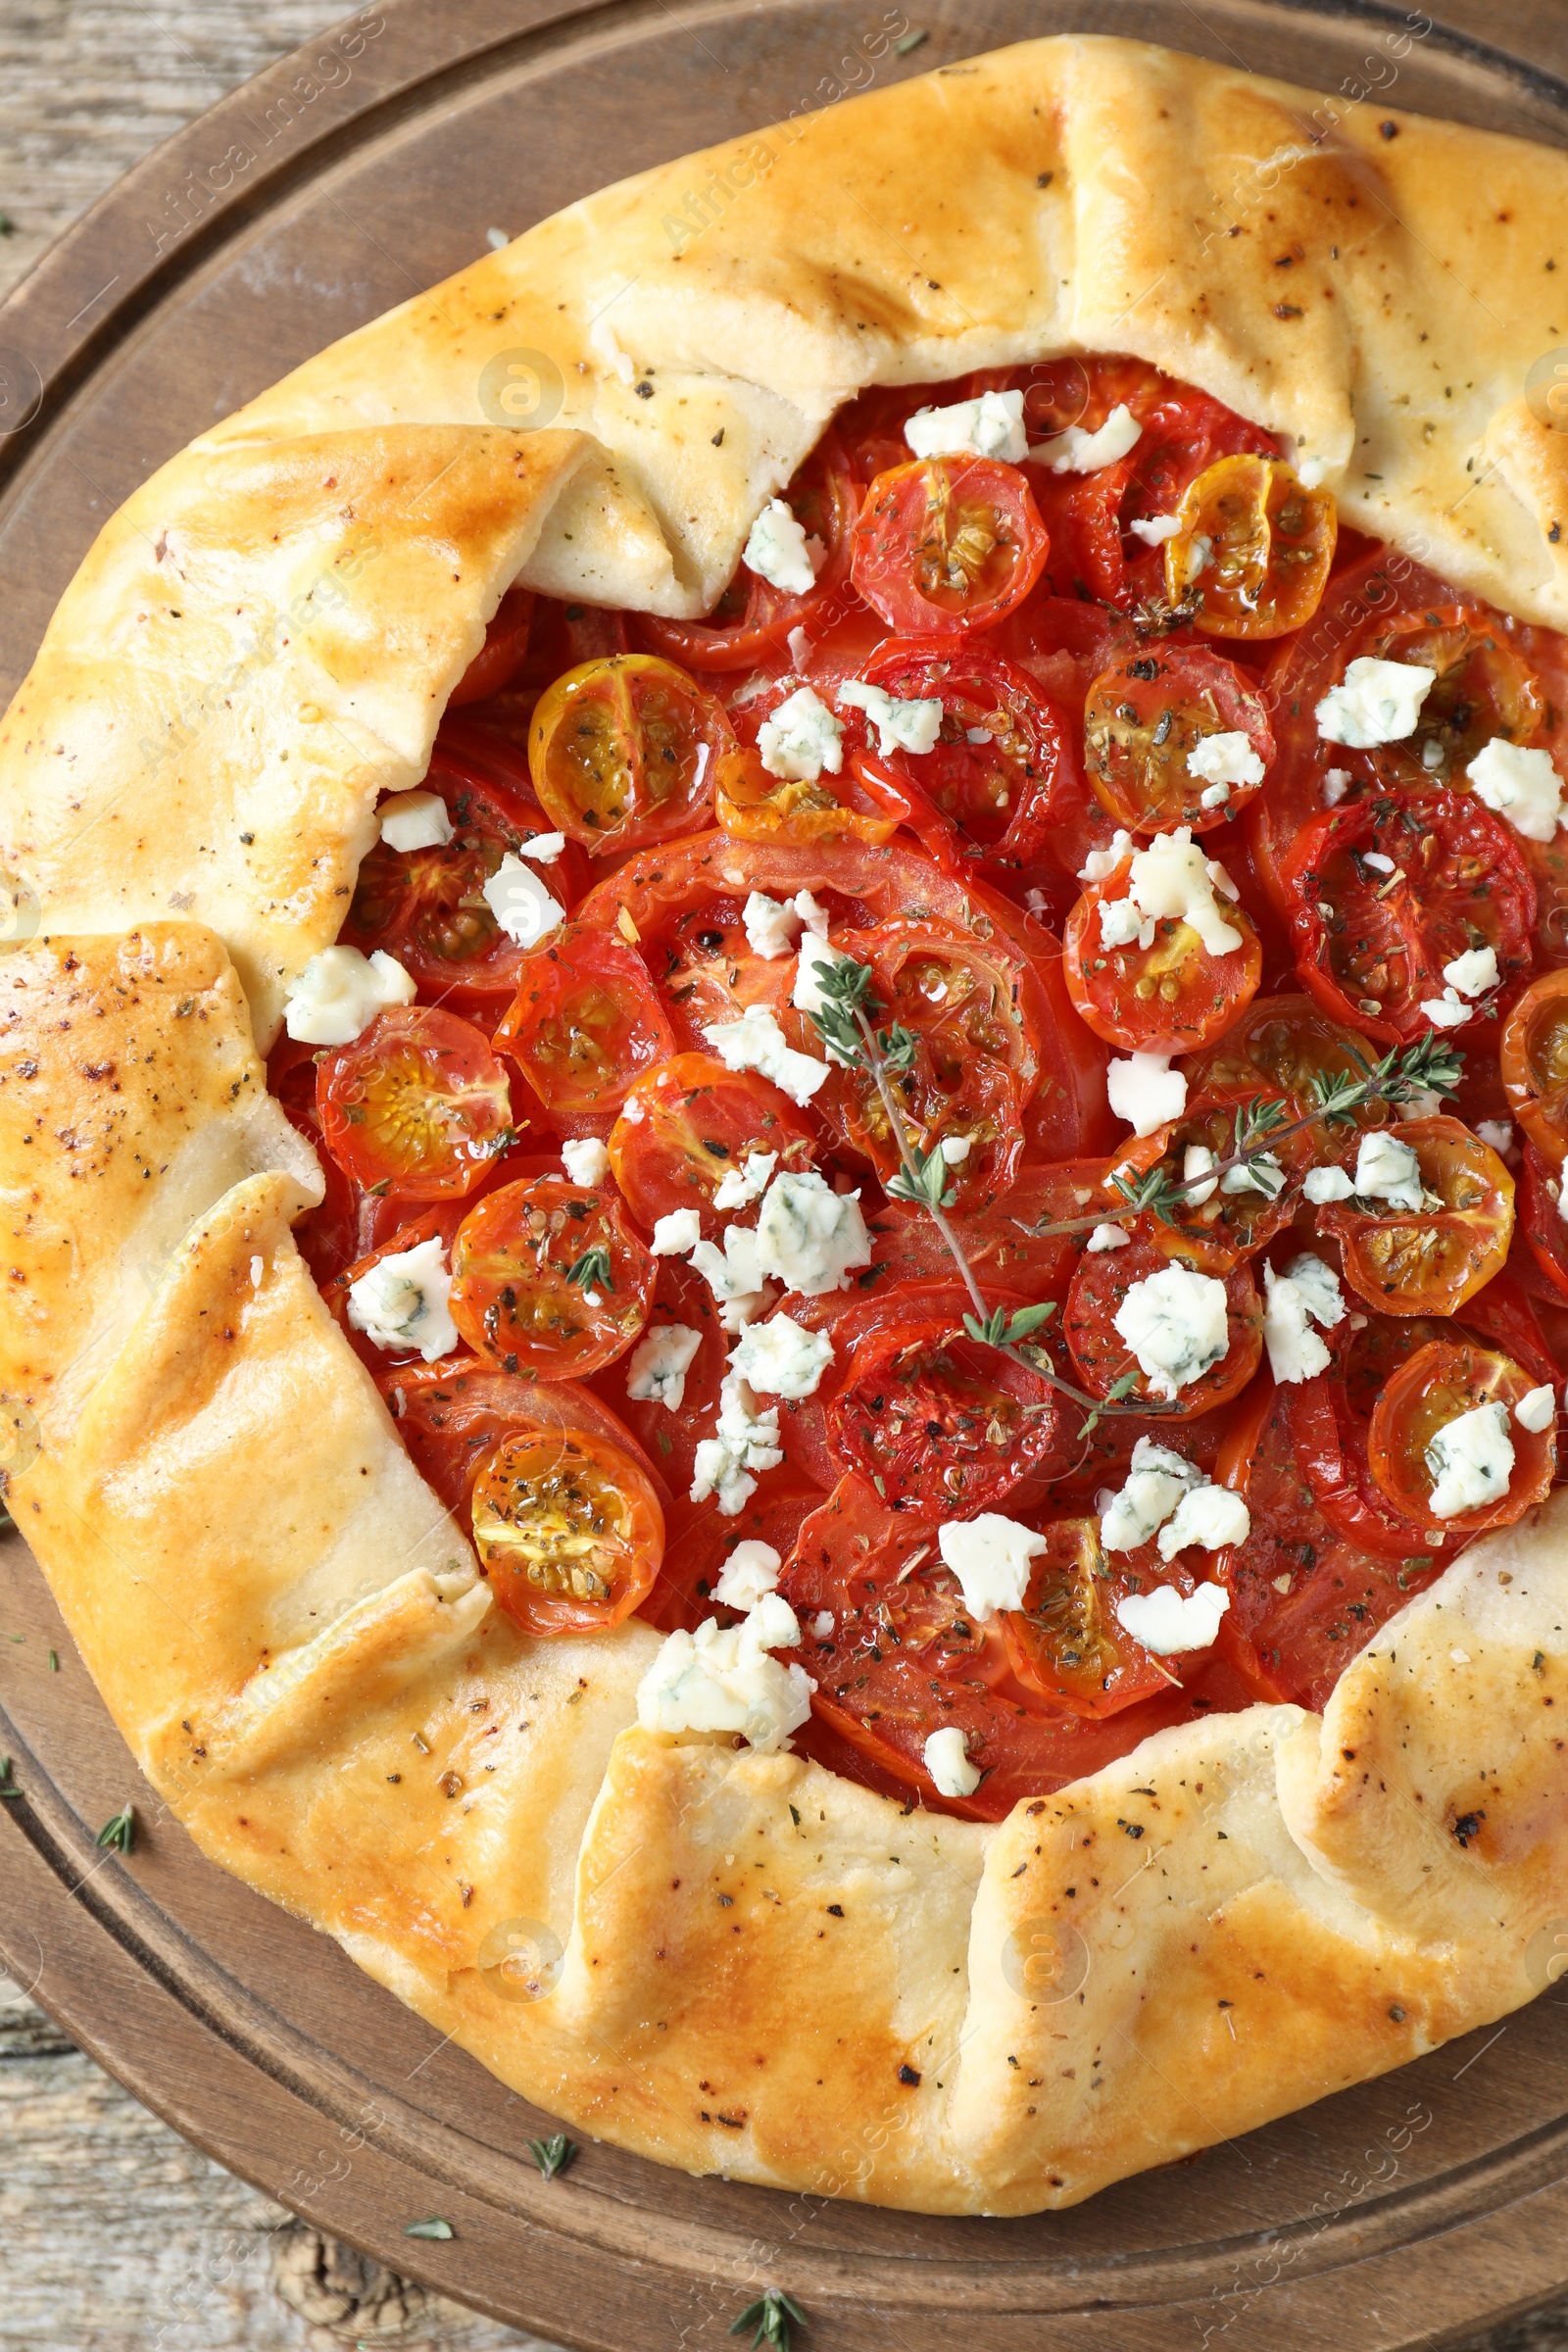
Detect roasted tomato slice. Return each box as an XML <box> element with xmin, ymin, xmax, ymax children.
<box><xmin>1366</xmin><ymin>1339</ymin><xmax>1554</xmax><ymax>1537</ymax></box>
<box><xmin>824</xmin><ymin>1315</ymin><xmax>1064</xmax><ymax>1514</ymax></box>
<box><xmin>1283</xmin><ymin>1308</ymin><xmax>1466</xmax><ymax>1564</ymax></box>
<box><xmin>449</xmin><ymin>1175</ymin><xmax>655</xmax><ymax>1375</ymax></box>
<box><xmin>593</xmin><ymin>1257</ymin><xmax>730</xmax><ymax>1501</ymax></box>
<box><xmin>1163</xmin><ymin>455</ymin><xmax>1336</xmax><ymax>639</ymax></box>
<box><xmin>1501</xmin><ymin>969</ymin><xmax>1568</xmax><ymax>1167</ymax></box>
<box><xmin>449</xmin><ymin>583</ymin><xmax>535</xmax><ymax>707</ymax></box>
<box><xmin>1062</xmin><ymin>849</ymin><xmax>1262</xmax><ymax>1055</ymax></box>
<box><xmin>342</xmin><ymin>724</ymin><xmax>585</xmax><ymax>1011</ymax></box>
<box><xmin>1108</xmin><ymin>1086</ymin><xmax>1304</xmax><ymax>1270</ymax></box>
<box><xmin>1520</xmin><ymin>1141</ymin><xmax>1568</xmax><ymax>1302</ymax></box>
<box><xmin>636</xmin><ymin>436</ymin><xmax>859</xmax><ymax>672</ymax></box>
<box><xmin>1082</xmin><ymin>644</ymin><xmax>1275</xmax><ymax>834</ymax></box>
<box><xmin>1282</xmin><ymin>790</ymin><xmax>1535</xmax><ymax>1044</ymax></box>
<box><xmin>1186</xmin><ymin>994</ymin><xmax>1391</xmax><ymax>1135</ymax></box>
<box><xmin>470</xmin><ymin>1423</ymin><xmax>664</xmax><ymax>1636</ymax></box>
<box><xmin>1357</xmin><ymin>604</ymin><xmax>1547</xmax><ymax>790</ymax></box>
<box><xmin>1063</xmin><ymin>1236</ymin><xmax>1262</xmax><ymax>1413</ymax></box>
<box><xmin>648</xmin><ymin>1475</ymin><xmax>825</xmax><ymax>1634</ymax></box>
<box><xmin>492</xmin><ymin>924</ymin><xmax>675</xmax><ymax>1117</ymax></box>
<box><xmin>1000</xmin><ymin>1517</ymin><xmax>1210</xmax><ymax>1718</ymax></box>
<box><xmin>1211</xmin><ymin>1379</ymin><xmax>1442</xmax><ymax>1710</ymax></box>
<box><xmin>607</xmin><ymin>1053</ymin><xmax>815</xmax><ymax>1235</ymax></box>
<box><xmin>316</xmin><ymin>1007</ymin><xmax>516</xmax><ymax>1200</ymax></box>
<box><xmin>378</xmin><ymin>1357</ymin><xmax>667</xmax><ymax>1509</ymax></box>
<box><xmin>850</xmin><ymin>456</ymin><xmax>1049</xmax><ymax>638</ymax></box>
<box><xmin>527</xmin><ymin>653</ymin><xmax>732</xmax><ymax>852</ymax></box>
<box><xmin>854</xmin><ymin>639</ymin><xmax>1077</xmax><ymax>870</ymax></box>
<box><xmin>1314</xmin><ymin>1115</ymin><xmax>1514</xmax><ymax>1314</ymax></box>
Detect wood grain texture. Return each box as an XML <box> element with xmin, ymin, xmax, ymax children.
<box><xmin>9</xmin><ymin>1</ymin><xmax>1568</xmax><ymax>2346</ymax></box>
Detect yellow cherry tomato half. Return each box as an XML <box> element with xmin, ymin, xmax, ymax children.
<box><xmin>1164</xmin><ymin>455</ymin><xmax>1337</xmax><ymax>639</ymax></box>
<box><xmin>471</xmin><ymin>1423</ymin><xmax>664</xmax><ymax>1637</ymax></box>
<box><xmin>528</xmin><ymin>653</ymin><xmax>732</xmax><ymax>852</ymax></box>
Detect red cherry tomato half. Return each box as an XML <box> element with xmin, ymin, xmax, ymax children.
<box><xmin>1520</xmin><ymin>1141</ymin><xmax>1568</xmax><ymax>1302</ymax></box>
<box><xmin>378</xmin><ymin>1357</ymin><xmax>666</xmax><ymax>1515</ymax></box>
<box><xmin>1106</xmin><ymin>1086</ymin><xmax>1305</xmax><ymax>1271</ymax></box>
<box><xmin>824</xmin><ymin>1315</ymin><xmax>1064</xmax><ymax>1515</ymax></box>
<box><xmin>1282</xmin><ymin>791</ymin><xmax>1535</xmax><ymax>1044</ymax></box>
<box><xmin>607</xmin><ymin>1052</ymin><xmax>815</xmax><ymax>1235</ymax></box>
<box><xmin>1001</xmin><ymin>1517</ymin><xmax>1212</xmax><ymax>1719</ymax></box>
<box><xmin>1367</xmin><ymin>1340</ymin><xmax>1553</xmax><ymax>1538</ymax></box>
<box><xmin>850</xmin><ymin>456</ymin><xmax>1049</xmax><ymax>638</ymax></box>
<box><xmin>528</xmin><ymin>654</ymin><xmax>733</xmax><ymax>852</ymax></box>
<box><xmin>1501</xmin><ymin>968</ymin><xmax>1568</xmax><ymax>1167</ymax></box>
<box><xmin>1355</xmin><ymin>604</ymin><xmax>1547</xmax><ymax>791</ymax></box>
<box><xmin>323</xmin><ymin>1203</ymin><xmax>466</xmax><ymax>1371</ymax></box>
<box><xmin>449</xmin><ymin>1175</ymin><xmax>656</xmax><ymax>1376</ymax></box>
<box><xmin>1314</xmin><ymin>1115</ymin><xmax>1514</xmax><ymax>1315</ymax></box>
<box><xmin>1062</xmin><ymin>1236</ymin><xmax>1262</xmax><ymax>1414</ymax></box>
<box><xmin>1282</xmin><ymin>1309</ymin><xmax>1466</xmax><ymax>1565</ymax></box>
<box><xmin>492</xmin><ymin>923</ymin><xmax>676</xmax><ymax>1117</ymax></box>
<box><xmin>1082</xmin><ymin>643</ymin><xmax>1275</xmax><ymax>835</ymax></box>
<box><xmin>448</xmin><ymin>584</ymin><xmax>535</xmax><ymax>707</ymax></box>
<box><xmin>316</xmin><ymin>1006</ymin><xmax>516</xmax><ymax>1201</ymax></box>
<box><xmin>1063</xmin><ymin>853</ymin><xmax>1262</xmax><ymax>1056</ymax></box>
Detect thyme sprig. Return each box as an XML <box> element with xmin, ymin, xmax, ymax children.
<box><xmin>95</xmin><ymin>1802</ymin><xmax>135</xmax><ymax>1854</ymax></box>
<box><xmin>526</xmin><ymin>2132</ymin><xmax>577</xmax><ymax>2180</ymax></box>
<box><xmin>731</xmin><ymin>2290</ymin><xmax>807</xmax><ymax>2352</ymax></box>
<box><xmin>565</xmin><ymin>1244</ymin><xmax>613</xmax><ymax>1293</ymax></box>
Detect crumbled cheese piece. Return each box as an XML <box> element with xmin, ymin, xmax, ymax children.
<box><xmin>378</xmin><ymin>789</ymin><xmax>454</xmax><ymax>851</ymax></box>
<box><xmin>704</xmin><ymin>1005</ymin><xmax>830</xmax><ymax>1105</ymax></box>
<box><xmin>811</xmin><ymin>1610</ymin><xmax>834</xmax><ymax>1639</ymax></box>
<box><xmin>713</xmin><ymin>1539</ymin><xmax>782</xmax><ymax>1610</ymax></box>
<box><xmin>1128</xmin><ymin>514</ymin><xmax>1182</xmax><ymax>545</ymax></box>
<box><xmin>923</xmin><ymin>1724</ymin><xmax>981</xmax><ymax>1798</ymax></box>
<box><xmin>905</xmin><ymin>387</ymin><xmax>1027</xmax><ymax>463</ymax></box>
<box><xmin>937</xmin><ymin>1514</ymin><xmax>1049</xmax><ymax>1621</ymax></box>
<box><xmin>743</xmin><ymin>497</ymin><xmax>821</xmax><ymax>595</ymax></box>
<box><xmin>1322</xmin><ymin>767</ymin><xmax>1351</xmax><ymax>807</ymax></box>
<box><xmin>1079</xmin><ymin>828</ymin><xmax>1135</xmax><ymax>884</ymax></box>
<box><xmin>346</xmin><ymin>1236</ymin><xmax>459</xmax><ymax>1361</ymax></box>
<box><xmin>482</xmin><ymin>853</ymin><xmax>564</xmax><ymax>947</ymax></box>
<box><xmin>1467</xmin><ymin>737</ymin><xmax>1566</xmax><ymax>843</ymax></box>
<box><xmin>1106</xmin><ymin>1051</ymin><xmax>1188</xmax><ymax>1138</ymax></box>
<box><xmin>1362</xmin><ymin>852</ymin><xmax>1396</xmax><ymax>875</ymax></box>
<box><xmin>651</xmin><ymin>1208</ymin><xmax>703</xmax><ymax>1256</ymax></box>
<box><xmin>1297</xmin><ymin>455</ymin><xmax>1329</xmax><ymax>488</ymax></box>
<box><xmin>1517</xmin><ymin>1384</ymin><xmax>1557</xmax><ymax>1434</ymax></box>
<box><xmin>625</xmin><ymin>1322</ymin><xmax>704</xmax><ymax>1408</ymax></box>
<box><xmin>1127</xmin><ymin>829</ymin><xmax>1244</xmax><ymax>956</ymax></box>
<box><xmin>730</xmin><ymin>1312</ymin><xmax>834</xmax><ymax>1399</ymax></box>
<box><xmin>1473</xmin><ymin>1121</ymin><xmax>1512</xmax><ymax>1164</ymax></box>
<box><xmin>743</xmin><ymin>888</ymin><xmax>829</xmax><ymax>959</ymax></box>
<box><xmin>689</xmin><ymin>1223</ymin><xmax>767</xmax><ymax>1312</ymax></box>
<box><xmin>1180</xmin><ymin>532</ymin><xmax>1213</xmax><ymax>586</ymax></box>
<box><xmin>689</xmin><ymin>1372</ymin><xmax>785</xmax><ymax>1514</ymax></box>
<box><xmin>1444</xmin><ymin>945</ymin><xmax>1499</xmax><ymax>999</ymax></box>
<box><xmin>1420</xmin><ymin>988</ymin><xmax>1472</xmax><ymax>1031</ymax></box>
<box><xmin>1100</xmin><ymin>896</ymin><xmax>1152</xmax><ymax>952</ymax></box>
<box><xmin>1113</xmin><ymin>1264</ymin><xmax>1230</xmax><ymax>1401</ymax></box>
<box><xmin>561</xmin><ymin>1137</ymin><xmax>610</xmax><ymax>1187</ymax></box>
<box><xmin>520</xmin><ymin>831</ymin><xmax>566</xmax><ymax>863</ymax></box>
<box><xmin>1200</xmin><ymin>784</ymin><xmax>1229</xmax><ymax>810</ymax></box>
<box><xmin>1315</xmin><ymin>657</ymin><xmax>1436</xmax><ymax>748</ymax></box>
<box><xmin>1031</xmin><ymin>402</ymin><xmax>1142</xmax><ymax>473</ymax></box>
<box><xmin>1353</xmin><ymin>1129</ymin><xmax>1425</xmax><ymax>1211</ymax></box>
<box><xmin>837</xmin><ymin>678</ymin><xmax>945</xmax><ymax>757</ymax></box>
<box><xmin>1221</xmin><ymin>1152</ymin><xmax>1284</xmax><ymax>1200</ymax></box>
<box><xmin>712</xmin><ymin>1151</ymin><xmax>778</xmax><ymax>1210</ymax></box>
<box><xmin>1100</xmin><ymin>1439</ymin><xmax>1200</xmax><ymax>1552</ymax></box>
<box><xmin>283</xmin><ymin>946</ymin><xmax>416</xmax><ymax>1046</ymax></box>
<box><xmin>1182</xmin><ymin>1144</ymin><xmax>1219</xmax><ymax>1207</ymax></box>
<box><xmin>758</xmin><ymin>686</ymin><xmax>844</xmax><ymax>782</ymax></box>
<box><xmin>792</xmin><ymin>927</ymin><xmax>854</xmax><ymax>1022</ymax></box>
<box><xmin>755</xmin><ymin>1169</ymin><xmax>871</xmax><ymax>1296</ymax></box>
<box><xmin>635</xmin><ymin>1594</ymin><xmax>811</xmax><ymax>1750</ymax></box>
<box><xmin>1115</xmin><ymin>1582</ymin><xmax>1232</xmax><ymax>1655</ymax></box>
<box><xmin>1189</xmin><ymin>729</ymin><xmax>1259</xmax><ymax>795</ymax></box>
<box><xmin>1156</xmin><ymin>1483</ymin><xmax>1250</xmax><ymax>1562</ymax></box>
<box><xmin>1303</xmin><ymin>1162</ymin><xmax>1355</xmax><ymax>1204</ymax></box>
<box><xmin>1425</xmin><ymin>1400</ymin><xmax>1513</xmax><ymax>1519</ymax></box>
<box><xmin>1262</xmin><ymin>1255</ymin><xmax>1344</xmax><ymax>1385</ymax></box>
<box><xmin>1285</xmin><ymin>1251</ymin><xmax>1347</xmax><ymax>1332</ymax></box>
<box><xmin>1087</xmin><ymin>1222</ymin><xmax>1131</xmax><ymax>1252</ymax></box>
<box><xmin>940</xmin><ymin>1135</ymin><xmax>971</xmax><ymax>1165</ymax></box>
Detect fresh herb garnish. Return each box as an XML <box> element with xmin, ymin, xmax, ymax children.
<box><xmin>526</xmin><ymin>2132</ymin><xmax>577</xmax><ymax>2180</ymax></box>
<box><xmin>731</xmin><ymin>2290</ymin><xmax>808</xmax><ymax>2352</ymax></box>
<box><xmin>95</xmin><ymin>1802</ymin><xmax>135</xmax><ymax>1854</ymax></box>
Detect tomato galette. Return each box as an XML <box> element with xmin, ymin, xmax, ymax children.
<box><xmin>9</xmin><ymin>35</ymin><xmax>1568</xmax><ymax>2217</ymax></box>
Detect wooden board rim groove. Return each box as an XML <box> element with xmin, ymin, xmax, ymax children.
<box><xmin>8</xmin><ymin>3</ymin><xmax>1568</xmax><ymax>2343</ymax></box>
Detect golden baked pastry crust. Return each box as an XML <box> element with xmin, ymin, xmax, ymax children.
<box><xmin>4</xmin><ymin>35</ymin><xmax>1568</xmax><ymax>2215</ymax></box>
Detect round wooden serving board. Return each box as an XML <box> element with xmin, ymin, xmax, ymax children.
<box><xmin>6</xmin><ymin>2</ymin><xmax>1568</xmax><ymax>2344</ymax></box>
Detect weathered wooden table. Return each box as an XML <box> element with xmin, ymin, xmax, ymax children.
<box><xmin>6</xmin><ymin>4</ymin><xmax>1568</xmax><ymax>2348</ymax></box>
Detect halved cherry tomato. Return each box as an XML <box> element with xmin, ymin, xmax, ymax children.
<box><xmin>1283</xmin><ymin>1309</ymin><xmax>1465</xmax><ymax>1564</ymax></box>
<box><xmin>471</xmin><ymin>1422</ymin><xmax>664</xmax><ymax>1636</ymax></box>
<box><xmin>1315</xmin><ymin>1115</ymin><xmax>1513</xmax><ymax>1313</ymax></box>
<box><xmin>1082</xmin><ymin>644</ymin><xmax>1275</xmax><ymax>834</ymax></box>
<box><xmin>341</xmin><ymin>723</ymin><xmax>586</xmax><ymax>1012</ymax></box>
<box><xmin>1186</xmin><ymin>994</ymin><xmax>1391</xmax><ymax>1138</ymax></box>
<box><xmin>1501</xmin><ymin>969</ymin><xmax>1568</xmax><ymax>1166</ymax></box>
<box><xmin>1356</xmin><ymin>604</ymin><xmax>1546</xmax><ymax>790</ymax></box>
<box><xmin>636</xmin><ymin>437</ymin><xmax>859</xmax><ymax>672</ymax></box>
<box><xmin>714</xmin><ymin>740</ymin><xmax>902</xmax><ymax>850</ymax></box>
<box><xmin>607</xmin><ymin>1053</ymin><xmax>815</xmax><ymax>1235</ymax></box>
<box><xmin>323</xmin><ymin>1203</ymin><xmax>466</xmax><ymax>1371</ymax></box>
<box><xmin>493</xmin><ymin>924</ymin><xmax>675</xmax><ymax>1116</ymax></box>
<box><xmin>1063</xmin><ymin>853</ymin><xmax>1262</xmax><ymax>1054</ymax></box>
<box><xmin>1164</xmin><ymin>456</ymin><xmax>1336</xmax><ymax>639</ymax></box>
<box><xmin>377</xmin><ymin>1358</ymin><xmax>668</xmax><ymax>1517</ymax></box>
<box><xmin>1001</xmin><ymin>1517</ymin><xmax>1206</xmax><ymax>1717</ymax></box>
<box><xmin>528</xmin><ymin>654</ymin><xmax>732</xmax><ymax>852</ymax></box>
<box><xmin>855</xmin><ymin>639</ymin><xmax>1076</xmax><ymax>870</ymax></box>
<box><xmin>1063</xmin><ymin>1236</ymin><xmax>1262</xmax><ymax>1413</ymax></box>
<box><xmin>1367</xmin><ymin>1340</ymin><xmax>1553</xmax><ymax>1536</ymax></box>
<box><xmin>849</xmin><ymin>457</ymin><xmax>1048</xmax><ymax>638</ymax></box>
<box><xmin>1520</xmin><ymin>1142</ymin><xmax>1568</xmax><ymax>1302</ymax></box>
<box><xmin>1107</xmin><ymin>1086</ymin><xmax>1304</xmax><ymax>1270</ymax></box>
<box><xmin>317</xmin><ymin>1007</ymin><xmax>516</xmax><ymax>1200</ymax></box>
<box><xmin>448</xmin><ymin>584</ymin><xmax>535</xmax><ymax>707</ymax></box>
<box><xmin>449</xmin><ymin>1175</ymin><xmax>655</xmax><ymax>1375</ymax></box>
<box><xmin>1282</xmin><ymin>791</ymin><xmax>1535</xmax><ymax>1044</ymax></box>
<box><xmin>825</xmin><ymin>1315</ymin><xmax>1063</xmax><ymax>1514</ymax></box>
